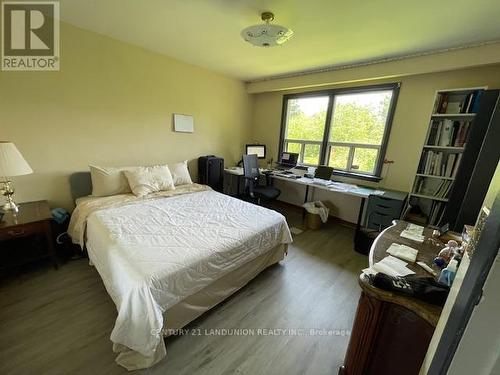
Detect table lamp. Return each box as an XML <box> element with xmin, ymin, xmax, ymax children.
<box><xmin>0</xmin><ymin>142</ymin><xmax>33</xmax><ymax>212</ymax></box>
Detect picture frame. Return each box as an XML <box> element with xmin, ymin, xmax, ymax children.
<box><xmin>173</xmin><ymin>113</ymin><xmax>194</xmax><ymax>133</ymax></box>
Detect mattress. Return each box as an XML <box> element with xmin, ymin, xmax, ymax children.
<box><xmin>68</xmin><ymin>185</ymin><xmax>292</xmax><ymax>370</ymax></box>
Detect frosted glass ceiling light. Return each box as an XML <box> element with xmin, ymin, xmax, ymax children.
<box><xmin>241</xmin><ymin>12</ymin><xmax>293</xmax><ymax>47</ymax></box>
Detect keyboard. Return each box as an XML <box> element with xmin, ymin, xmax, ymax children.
<box><xmin>273</xmin><ymin>171</ymin><xmax>301</xmax><ymax>179</ymax></box>
<box><xmin>274</xmin><ymin>164</ymin><xmax>296</xmax><ymax>171</ymax></box>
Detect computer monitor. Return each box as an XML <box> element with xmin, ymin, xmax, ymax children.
<box><xmin>280</xmin><ymin>152</ymin><xmax>299</xmax><ymax>167</ymax></box>
<box><xmin>246</xmin><ymin>144</ymin><xmax>266</xmax><ymax>159</ymax></box>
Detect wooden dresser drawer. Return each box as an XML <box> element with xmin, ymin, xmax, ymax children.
<box><xmin>0</xmin><ymin>201</ymin><xmax>57</xmax><ymax>269</ymax></box>
<box><xmin>0</xmin><ymin>221</ymin><xmax>45</xmax><ymax>241</ymax></box>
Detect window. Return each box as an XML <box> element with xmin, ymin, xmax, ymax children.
<box><xmin>283</xmin><ymin>96</ymin><xmax>328</xmax><ymax>165</ymax></box>
<box><xmin>279</xmin><ymin>84</ymin><xmax>399</xmax><ymax>180</ymax></box>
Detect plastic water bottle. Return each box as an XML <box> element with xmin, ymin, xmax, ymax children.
<box><xmin>438</xmin><ymin>259</ymin><xmax>458</xmax><ymax>286</ymax></box>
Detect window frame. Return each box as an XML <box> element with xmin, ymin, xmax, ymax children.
<box><xmin>278</xmin><ymin>83</ymin><xmax>400</xmax><ymax>182</ymax></box>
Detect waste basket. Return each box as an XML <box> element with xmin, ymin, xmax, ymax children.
<box><xmin>303</xmin><ymin>201</ymin><xmax>329</xmax><ymax>230</ymax></box>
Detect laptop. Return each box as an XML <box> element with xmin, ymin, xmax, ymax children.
<box><xmin>275</xmin><ymin>152</ymin><xmax>299</xmax><ymax>170</ymax></box>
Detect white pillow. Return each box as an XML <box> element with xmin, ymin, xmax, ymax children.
<box><xmin>89</xmin><ymin>165</ymin><xmax>133</xmax><ymax>197</ymax></box>
<box><xmin>169</xmin><ymin>160</ymin><xmax>193</xmax><ymax>186</ymax></box>
<box><xmin>124</xmin><ymin>165</ymin><xmax>175</xmax><ymax>197</ymax></box>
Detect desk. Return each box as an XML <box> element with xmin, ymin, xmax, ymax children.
<box><xmin>224</xmin><ymin>168</ymin><xmax>404</xmax><ymax>233</ymax></box>
<box><xmin>224</xmin><ymin>167</ymin><xmax>272</xmax><ymax>198</ymax></box>
<box><xmin>339</xmin><ymin>221</ymin><xmax>444</xmax><ymax>375</ymax></box>
<box><xmin>271</xmin><ymin>174</ymin><xmax>379</xmax><ymax>231</ymax></box>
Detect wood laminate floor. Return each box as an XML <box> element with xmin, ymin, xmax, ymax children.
<box><xmin>0</xmin><ymin>207</ymin><xmax>367</xmax><ymax>375</ymax></box>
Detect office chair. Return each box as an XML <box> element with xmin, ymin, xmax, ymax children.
<box><xmin>243</xmin><ymin>154</ymin><xmax>281</xmax><ymax>205</ymax></box>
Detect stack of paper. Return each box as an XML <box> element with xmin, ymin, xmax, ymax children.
<box><xmin>362</xmin><ymin>255</ymin><xmax>416</xmax><ymax>277</ymax></box>
<box><xmin>401</xmin><ymin>223</ymin><xmax>425</xmax><ymax>243</ymax></box>
<box><xmin>387</xmin><ymin>243</ymin><xmax>419</xmax><ymax>262</ymax></box>
<box><xmin>313</xmin><ymin>178</ymin><xmax>334</xmax><ymax>187</ymax></box>
<box><xmin>330</xmin><ymin>182</ymin><xmax>353</xmax><ymax>191</ymax></box>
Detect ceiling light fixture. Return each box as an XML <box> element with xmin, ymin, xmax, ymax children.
<box><xmin>241</xmin><ymin>12</ymin><xmax>293</xmax><ymax>47</ymax></box>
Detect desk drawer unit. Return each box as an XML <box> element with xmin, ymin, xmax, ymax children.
<box><xmin>366</xmin><ymin>195</ymin><xmax>406</xmax><ymax>231</ymax></box>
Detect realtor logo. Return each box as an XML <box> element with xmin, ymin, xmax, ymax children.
<box><xmin>1</xmin><ymin>1</ymin><xmax>59</xmax><ymax>71</ymax></box>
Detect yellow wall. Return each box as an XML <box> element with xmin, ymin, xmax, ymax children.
<box><xmin>250</xmin><ymin>64</ymin><xmax>500</xmax><ymax>222</ymax></box>
<box><xmin>2</xmin><ymin>19</ymin><xmax>499</xmax><ymax>218</ymax></box>
<box><xmin>246</xmin><ymin>43</ymin><xmax>500</xmax><ymax>94</ymax></box>
<box><xmin>0</xmin><ymin>22</ymin><xmax>253</xmax><ymax>209</ymax></box>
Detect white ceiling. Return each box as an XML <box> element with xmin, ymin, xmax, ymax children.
<box><xmin>60</xmin><ymin>0</ymin><xmax>500</xmax><ymax>81</ymax></box>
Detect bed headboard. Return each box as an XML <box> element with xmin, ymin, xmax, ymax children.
<box><xmin>69</xmin><ymin>172</ymin><xmax>92</xmax><ymax>202</ymax></box>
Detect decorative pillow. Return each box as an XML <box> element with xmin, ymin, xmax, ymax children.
<box><xmin>89</xmin><ymin>165</ymin><xmax>133</xmax><ymax>197</ymax></box>
<box><xmin>169</xmin><ymin>160</ymin><xmax>193</xmax><ymax>186</ymax></box>
<box><xmin>124</xmin><ymin>165</ymin><xmax>175</xmax><ymax>197</ymax></box>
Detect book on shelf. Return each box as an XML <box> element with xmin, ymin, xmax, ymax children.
<box><xmin>428</xmin><ymin>201</ymin><xmax>446</xmax><ymax>226</ymax></box>
<box><xmin>434</xmin><ymin>152</ymin><xmax>443</xmax><ymax>175</ymax></box>
<box><xmin>429</xmin><ymin>202</ymin><xmax>440</xmax><ymax>225</ymax></box>
<box><xmin>454</xmin><ymin>121</ymin><xmax>470</xmax><ymax>147</ymax></box>
<box><xmin>436</xmin><ymin>206</ymin><xmax>446</xmax><ymax>226</ymax></box>
<box><xmin>422</xmin><ymin>150</ymin><xmax>433</xmax><ymax>175</ymax></box>
<box><xmin>444</xmin><ymin>154</ymin><xmax>456</xmax><ymax>176</ymax></box>
<box><xmin>435</xmin><ymin>180</ymin><xmax>453</xmax><ymax>198</ymax></box>
<box><xmin>451</xmin><ymin>153</ymin><xmax>463</xmax><ymax>178</ymax></box>
<box><xmin>415</xmin><ymin>178</ymin><xmax>447</xmax><ymax>197</ymax></box>
<box><xmin>427</xmin><ymin>119</ymin><xmax>470</xmax><ymax>147</ymax></box>
<box><xmin>434</xmin><ymin>90</ymin><xmax>482</xmax><ymax>115</ymax></box>
<box><xmin>423</xmin><ymin>151</ymin><xmax>432</xmax><ymax>174</ymax></box>
<box><xmin>461</xmin><ymin>90</ymin><xmax>483</xmax><ymax>114</ymax></box>
<box><xmin>438</xmin><ymin>120</ymin><xmax>453</xmax><ymax>146</ymax></box>
<box><xmin>435</xmin><ymin>93</ymin><xmax>449</xmax><ymax>114</ymax></box>
<box><xmin>470</xmin><ymin>90</ymin><xmax>483</xmax><ymax>113</ymax></box>
<box><xmin>461</xmin><ymin>94</ymin><xmax>474</xmax><ymax>114</ymax></box>
<box><xmin>420</xmin><ymin>151</ymin><xmax>462</xmax><ymax>178</ymax></box>
<box><xmin>443</xmin><ymin>181</ymin><xmax>454</xmax><ymax>197</ymax></box>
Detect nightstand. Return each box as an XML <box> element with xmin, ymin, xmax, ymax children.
<box><xmin>0</xmin><ymin>200</ymin><xmax>58</xmax><ymax>270</ymax></box>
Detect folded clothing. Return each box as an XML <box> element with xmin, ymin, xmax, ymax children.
<box><xmin>370</xmin><ymin>273</ymin><xmax>450</xmax><ymax>306</ymax></box>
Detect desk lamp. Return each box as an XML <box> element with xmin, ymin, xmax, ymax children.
<box><xmin>0</xmin><ymin>142</ymin><xmax>33</xmax><ymax>212</ymax></box>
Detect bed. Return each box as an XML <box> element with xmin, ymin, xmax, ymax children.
<box><xmin>67</xmin><ymin>177</ymin><xmax>292</xmax><ymax>370</ymax></box>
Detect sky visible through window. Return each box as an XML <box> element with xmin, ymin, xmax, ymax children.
<box><xmin>296</xmin><ymin>97</ymin><xmax>329</xmax><ymax>116</ymax></box>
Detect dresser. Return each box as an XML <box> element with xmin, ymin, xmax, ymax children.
<box><xmin>340</xmin><ymin>221</ymin><xmax>445</xmax><ymax>375</ymax></box>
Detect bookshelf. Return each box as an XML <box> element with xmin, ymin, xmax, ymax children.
<box><xmin>415</xmin><ymin>174</ymin><xmax>455</xmax><ymax>181</ymax></box>
<box><xmin>405</xmin><ymin>87</ymin><xmax>486</xmax><ymax>226</ymax></box>
<box><xmin>431</xmin><ymin>113</ymin><xmax>476</xmax><ymax>119</ymax></box>
<box><xmin>410</xmin><ymin>193</ymin><xmax>449</xmax><ymax>202</ymax></box>
<box><xmin>422</xmin><ymin>145</ymin><xmax>464</xmax><ymax>151</ymax></box>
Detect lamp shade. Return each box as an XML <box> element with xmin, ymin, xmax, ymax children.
<box><xmin>241</xmin><ymin>12</ymin><xmax>293</xmax><ymax>47</ymax></box>
<box><xmin>0</xmin><ymin>142</ymin><xmax>33</xmax><ymax>177</ymax></box>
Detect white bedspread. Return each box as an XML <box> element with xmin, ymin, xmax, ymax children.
<box><xmin>68</xmin><ymin>186</ymin><xmax>292</xmax><ymax>370</ymax></box>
